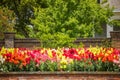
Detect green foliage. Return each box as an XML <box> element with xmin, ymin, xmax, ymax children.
<box><xmin>25</xmin><ymin>60</ymin><xmax>37</xmax><ymax>71</ymax></box>
<box><xmin>101</xmin><ymin>0</ymin><xmax>108</xmax><ymax>4</ymax></box>
<box><xmin>39</xmin><ymin>33</ymin><xmax>75</xmax><ymax>48</ymax></box>
<box><xmin>38</xmin><ymin>61</ymin><xmax>58</xmax><ymax>72</ymax></box>
<box><xmin>73</xmin><ymin>59</ymin><xmax>95</xmax><ymax>71</ymax></box>
<box><xmin>2</xmin><ymin>62</ymin><xmax>21</xmax><ymax>72</ymax></box>
<box><xmin>0</xmin><ymin>0</ymin><xmax>113</xmax><ymax>39</ymax></box>
<box><xmin>109</xmin><ymin>20</ymin><xmax>120</xmax><ymax>27</ymax></box>
<box><xmin>2</xmin><ymin>60</ymin><xmax>119</xmax><ymax>72</ymax></box>
<box><xmin>31</xmin><ymin>0</ymin><xmax>112</xmax><ymax>48</ymax></box>
<box><xmin>102</xmin><ymin>39</ymin><xmax>111</xmax><ymax>48</ymax></box>
<box><xmin>0</xmin><ymin>0</ymin><xmax>41</xmax><ymax>37</ymax></box>
<box><xmin>0</xmin><ymin>7</ymin><xmax>15</xmax><ymax>38</ymax></box>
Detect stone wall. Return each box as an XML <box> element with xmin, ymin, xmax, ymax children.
<box><xmin>110</xmin><ymin>31</ymin><xmax>120</xmax><ymax>49</ymax></box>
<box><xmin>0</xmin><ymin>32</ymin><xmax>41</xmax><ymax>48</ymax></box>
<box><xmin>0</xmin><ymin>72</ymin><xmax>120</xmax><ymax>80</ymax></box>
<box><xmin>0</xmin><ymin>32</ymin><xmax>120</xmax><ymax>49</ymax></box>
<box><xmin>0</xmin><ymin>39</ymin><xmax>4</xmax><ymax>47</ymax></box>
<box><xmin>74</xmin><ymin>38</ymin><xmax>111</xmax><ymax>47</ymax></box>
<box><xmin>0</xmin><ymin>32</ymin><xmax>110</xmax><ymax>48</ymax></box>
<box><xmin>15</xmin><ymin>39</ymin><xmax>40</xmax><ymax>48</ymax></box>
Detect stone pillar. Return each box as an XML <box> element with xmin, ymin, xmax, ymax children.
<box><xmin>107</xmin><ymin>24</ymin><xmax>113</xmax><ymax>38</ymax></box>
<box><xmin>4</xmin><ymin>32</ymin><xmax>15</xmax><ymax>48</ymax></box>
<box><xmin>110</xmin><ymin>31</ymin><xmax>120</xmax><ymax>49</ymax></box>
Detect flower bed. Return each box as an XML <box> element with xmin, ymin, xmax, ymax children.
<box><xmin>0</xmin><ymin>47</ymin><xmax>120</xmax><ymax>72</ymax></box>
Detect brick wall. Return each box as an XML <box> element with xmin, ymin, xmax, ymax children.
<box><xmin>0</xmin><ymin>39</ymin><xmax>4</xmax><ymax>47</ymax></box>
<box><xmin>74</xmin><ymin>38</ymin><xmax>111</xmax><ymax>47</ymax></box>
<box><xmin>0</xmin><ymin>31</ymin><xmax>120</xmax><ymax>49</ymax></box>
<box><xmin>0</xmin><ymin>72</ymin><xmax>120</xmax><ymax>80</ymax></box>
<box><xmin>112</xmin><ymin>39</ymin><xmax>120</xmax><ymax>49</ymax></box>
<box><xmin>0</xmin><ymin>37</ymin><xmax>110</xmax><ymax>48</ymax></box>
<box><xmin>0</xmin><ymin>32</ymin><xmax>41</xmax><ymax>48</ymax></box>
<box><xmin>110</xmin><ymin>31</ymin><xmax>120</xmax><ymax>49</ymax></box>
<box><xmin>14</xmin><ymin>39</ymin><xmax>40</xmax><ymax>48</ymax></box>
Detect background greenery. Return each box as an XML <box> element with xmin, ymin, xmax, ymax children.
<box><xmin>0</xmin><ymin>0</ymin><xmax>116</xmax><ymax>47</ymax></box>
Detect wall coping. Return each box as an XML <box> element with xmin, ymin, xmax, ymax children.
<box><xmin>110</xmin><ymin>31</ymin><xmax>120</xmax><ymax>33</ymax></box>
<box><xmin>4</xmin><ymin>32</ymin><xmax>16</xmax><ymax>34</ymax></box>
<box><xmin>75</xmin><ymin>38</ymin><xmax>110</xmax><ymax>43</ymax></box>
<box><xmin>77</xmin><ymin>38</ymin><xmax>110</xmax><ymax>40</ymax></box>
<box><xmin>0</xmin><ymin>72</ymin><xmax>120</xmax><ymax>75</ymax></box>
<box><xmin>15</xmin><ymin>38</ymin><xmax>39</xmax><ymax>40</ymax></box>
<box><xmin>15</xmin><ymin>39</ymin><xmax>40</xmax><ymax>43</ymax></box>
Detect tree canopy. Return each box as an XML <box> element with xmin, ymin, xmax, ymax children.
<box><xmin>0</xmin><ymin>0</ymin><xmax>113</xmax><ymax>47</ymax></box>
<box><xmin>0</xmin><ymin>0</ymin><xmax>41</xmax><ymax>37</ymax></box>
<box><xmin>31</xmin><ymin>0</ymin><xmax>113</xmax><ymax>47</ymax></box>
<box><xmin>0</xmin><ymin>7</ymin><xmax>15</xmax><ymax>37</ymax></box>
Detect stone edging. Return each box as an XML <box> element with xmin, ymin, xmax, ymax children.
<box><xmin>0</xmin><ymin>72</ymin><xmax>120</xmax><ymax>75</ymax></box>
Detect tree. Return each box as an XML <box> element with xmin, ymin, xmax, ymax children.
<box><xmin>0</xmin><ymin>0</ymin><xmax>48</xmax><ymax>38</ymax></box>
<box><xmin>0</xmin><ymin>7</ymin><xmax>15</xmax><ymax>38</ymax></box>
<box><xmin>31</xmin><ymin>0</ymin><xmax>112</xmax><ymax>47</ymax></box>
